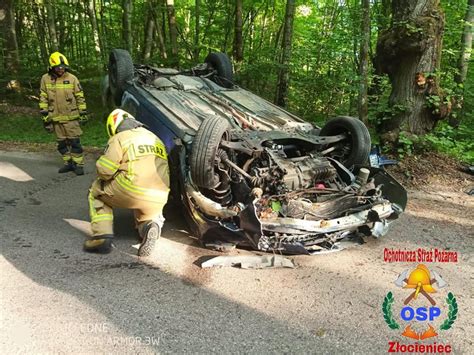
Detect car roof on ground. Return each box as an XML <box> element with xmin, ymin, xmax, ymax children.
<box><xmin>138</xmin><ymin>75</ymin><xmax>311</xmax><ymax>133</ymax></box>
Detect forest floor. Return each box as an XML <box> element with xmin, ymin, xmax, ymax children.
<box><xmin>388</xmin><ymin>152</ymin><xmax>473</xmax><ymax>194</ymax></box>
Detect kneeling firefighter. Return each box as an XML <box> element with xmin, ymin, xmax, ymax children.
<box><xmin>84</xmin><ymin>109</ymin><xmax>170</xmax><ymax>256</ymax></box>
<box><xmin>39</xmin><ymin>52</ymin><xmax>88</xmax><ymax>175</ymax></box>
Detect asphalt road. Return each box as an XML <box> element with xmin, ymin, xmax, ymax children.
<box><xmin>1</xmin><ymin>150</ymin><xmax>473</xmax><ymax>354</ymax></box>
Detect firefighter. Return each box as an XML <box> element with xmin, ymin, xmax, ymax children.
<box><xmin>84</xmin><ymin>109</ymin><xmax>170</xmax><ymax>256</ymax></box>
<box><xmin>39</xmin><ymin>52</ymin><xmax>88</xmax><ymax>175</ymax></box>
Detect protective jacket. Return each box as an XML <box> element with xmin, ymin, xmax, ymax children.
<box><xmin>96</xmin><ymin>127</ymin><xmax>170</xmax><ymax>203</ymax></box>
<box><xmin>39</xmin><ymin>71</ymin><xmax>86</xmax><ymax>122</ymax></box>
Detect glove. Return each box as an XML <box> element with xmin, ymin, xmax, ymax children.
<box><xmin>79</xmin><ymin>114</ymin><xmax>89</xmax><ymax>125</ymax></box>
<box><xmin>40</xmin><ymin>111</ymin><xmax>50</xmax><ymax>123</ymax></box>
<box><xmin>43</xmin><ymin>121</ymin><xmax>54</xmax><ymax>133</ymax></box>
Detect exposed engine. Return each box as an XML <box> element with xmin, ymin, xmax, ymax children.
<box><xmin>245</xmin><ymin>143</ymin><xmax>337</xmax><ymax>194</ymax></box>
<box><xmin>267</xmin><ymin>150</ymin><xmax>337</xmax><ymax>190</ymax></box>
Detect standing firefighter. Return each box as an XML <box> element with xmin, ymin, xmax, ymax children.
<box><xmin>39</xmin><ymin>52</ymin><xmax>88</xmax><ymax>175</ymax></box>
<box><xmin>84</xmin><ymin>109</ymin><xmax>170</xmax><ymax>256</ymax></box>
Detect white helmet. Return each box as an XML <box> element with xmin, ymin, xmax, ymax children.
<box><xmin>106</xmin><ymin>109</ymin><xmax>134</xmax><ymax>137</ymax></box>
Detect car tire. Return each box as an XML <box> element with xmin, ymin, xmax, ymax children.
<box><xmin>190</xmin><ymin>116</ymin><xmax>230</xmax><ymax>189</ymax></box>
<box><xmin>320</xmin><ymin>116</ymin><xmax>371</xmax><ymax>167</ymax></box>
<box><xmin>108</xmin><ymin>49</ymin><xmax>134</xmax><ymax>106</ymax></box>
<box><xmin>205</xmin><ymin>52</ymin><xmax>234</xmax><ymax>88</ymax></box>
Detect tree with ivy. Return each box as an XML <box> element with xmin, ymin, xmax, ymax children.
<box><xmin>375</xmin><ymin>0</ymin><xmax>448</xmax><ymax>143</ymax></box>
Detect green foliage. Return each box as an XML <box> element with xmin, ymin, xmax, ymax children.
<box><xmin>393</xmin><ymin>20</ymin><xmax>423</xmax><ymax>35</ymax></box>
<box><xmin>397</xmin><ymin>132</ymin><xmax>416</xmax><ymax>159</ymax></box>
<box><xmin>392</xmin><ymin>119</ymin><xmax>473</xmax><ymax>164</ymax></box>
<box><xmin>0</xmin><ymin>112</ymin><xmax>108</xmax><ymax>148</ymax></box>
<box><xmin>0</xmin><ymin>0</ymin><xmax>472</xmax><ymax>158</ymax></box>
<box><xmin>0</xmin><ymin>113</ymin><xmax>52</xmax><ymax>144</ymax></box>
<box><xmin>421</xmin><ymin>121</ymin><xmax>474</xmax><ymax>164</ymax></box>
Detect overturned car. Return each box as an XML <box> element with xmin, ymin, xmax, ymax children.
<box><xmin>105</xmin><ymin>49</ymin><xmax>407</xmax><ymax>255</ymax></box>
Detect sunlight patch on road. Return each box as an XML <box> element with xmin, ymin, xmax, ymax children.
<box><xmin>63</xmin><ymin>218</ymin><xmax>92</xmax><ymax>237</ymax></box>
<box><xmin>0</xmin><ymin>162</ymin><xmax>34</xmax><ymax>182</ymax></box>
<box><xmin>406</xmin><ymin>209</ymin><xmax>474</xmax><ymax>227</ymax></box>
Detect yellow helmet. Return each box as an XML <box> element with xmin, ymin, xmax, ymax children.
<box><xmin>106</xmin><ymin>109</ymin><xmax>133</xmax><ymax>137</ymax></box>
<box><xmin>49</xmin><ymin>52</ymin><xmax>69</xmax><ymax>68</ymax></box>
<box><xmin>404</xmin><ymin>264</ymin><xmax>436</xmax><ymax>298</ymax></box>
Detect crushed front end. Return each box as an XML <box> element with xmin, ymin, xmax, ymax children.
<box><xmin>239</xmin><ymin>166</ymin><xmax>406</xmax><ymax>254</ymax></box>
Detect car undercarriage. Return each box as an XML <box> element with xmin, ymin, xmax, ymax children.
<box><xmin>106</xmin><ymin>49</ymin><xmax>407</xmax><ymax>254</ymax></box>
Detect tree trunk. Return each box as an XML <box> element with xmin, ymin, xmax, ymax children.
<box><xmin>166</xmin><ymin>0</ymin><xmax>178</xmax><ymax>66</ymax></box>
<box><xmin>77</xmin><ymin>1</ymin><xmax>85</xmax><ymax>63</ymax></box>
<box><xmin>143</xmin><ymin>0</ymin><xmax>155</xmax><ymax>62</ymax></box>
<box><xmin>223</xmin><ymin>1</ymin><xmax>233</xmax><ymax>53</ymax></box>
<box><xmin>55</xmin><ymin>1</ymin><xmax>66</xmax><ymax>51</ymax></box>
<box><xmin>0</xmin><ymin>0</ymin><xmax>21</xmax><ymax>75</ymax></box>
<box><xmin>14</xmin><ymin>4</ymin><xmax>22</xmax><ymax>50</ymax></box>
<box><xmin>358</xmin><ymin>0</ymin><xmax>371</xmax><ymax>124</ymax></box>
<box><xmin>375</xmin><ymin>0</ymin><xmax>445</xmax><ymax>140</ymax></box>
<box><xmin>31</xmin><ymin>1</ymin><xmax>49</xmax><ymax>66</ymax></box>
<box><xmin>86</xmin><ymin>0</ymin><xmax>103</xmax><ymax>68</ymax></box>
<box><xmin>449</xmin><ymin>0</ymin><xmax>474</xmax><ymax>126</ymax></box>
<box><xmin>45</xmin><ymin>0</ymin><xmax>59</xmax><ymax>52</ymax></box>
<box><xmin>122</xmin><ymin>0</ymin><xmax>133</xmax><ymax>54</ymax></box>
<box><xmin>275</xmin><ymin>0</ymin><xmax>296</xmax><ymax>108</ymax></box>
<box><xmin>98</xmin><ymin>0</ymin><xmax>109</xmax><ymax>54</ymax></box>
<box><xmin>151</xmin><ymin>1</ymin><xmax>167</xmax><ymax>60</ymax></box>
<box><xmin>455</xmin><ymin>0</ymin><xmax>473</xmax><ymax>84</ymax></box>
<box><xmin>192</xmin><ymin>0</ymin><xmax>200</xmax><ymax>60</ymax></box>
<box><xmin>233</xmin><ymin>0</ymin><xmax>243</xmax><ymax>62</ymax></box>
<box><xmin>369</xmin><ymin>0</ymin><xmax>391</xmax><ymax>105</ymax></box>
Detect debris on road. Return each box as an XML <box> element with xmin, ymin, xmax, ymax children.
<box><xmin>201</xmin><ymin>255</ymin><xmax>296</xmax><ymax>269</ymax></box>
<box><xmin>204</xmin><ymin>241</ymin><xmax>236</xmax><ymax>252</ymax></box>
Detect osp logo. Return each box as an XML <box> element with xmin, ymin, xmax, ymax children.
<box><xmin>382</xmin><ymin>264</ymin><xmax>458</xmax><ymax>353</ymax></box>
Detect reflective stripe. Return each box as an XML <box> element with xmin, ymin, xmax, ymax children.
<box><xmin>88</xmin><ymin>191</ymin><xmax>113</xmax><ymax>223</ymax></box>
<box><xmin>45</xmin><ymin>83</ymin><xmax>74</xmax><ymax>89</ymax></box>
<box><xmin>97</xmin><ymin>156</ymin><xmax>119</xmax><ymax>172</ymax></box>
<box><xmin>75</xmin><ymin>92</ymin><xmax>85</xmax><ymax>98</ymax></box>
<box><xmin>127</xmin><ymin>145</ymin><xmax>136</xmax><ymax>180</ymax></box>
<box><xmin>71</xmin><ymin>155</ymin><xmax>84</xmax><ymax>164</ymax></box>
<box><xmin>91</xmin><ymin>214</ymin><xmax>113</xmax><ymax>223</ymax></box>
<box><xmin>51</xmin><ymin>115</ymin><xmax>80</xmax><ymax>121</ymax></box>
<box><xmin>40</xmin><ymin>92</ymin><xmax>48</xmax><ymax>97</ymax></box>
<box><xmin>115</xmin><ymin>174</ymin><xmax>169</xmax><ymax>202</ymax></box>
<box><xmin>39</xmin><ymin>103</ymin><xmax>48</xmax><ymax>109</ymax></box>
<box><xmin>78</xmin><ymin>104</ymin><xmax>87</xmax><ymax>110</ymax></box>
<box><xmin>88</xmin><ymin>192</ymin><xmax>96</xmax><ymax>220</ymax></box>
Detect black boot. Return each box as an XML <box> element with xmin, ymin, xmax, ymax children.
<box><xmin>74</xmin><ymin>165</ymin><xmax>84</xmax><ymax>175</ymax></box>
<box><xmin>58</xmin><ymin>161</ymin><xmax>74</xmax><ymax>173</ymax></box>
<box><xmin>138</xmin><ymin>222</ymin><xmax>160</xmax><ymax>257</ymax></box>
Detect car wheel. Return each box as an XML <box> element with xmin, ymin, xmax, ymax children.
<box><xmin>319</xmin><ymin>116</ymin><xmax>371</xmax><ymax>167</ymax></box>
<box><xmin>205</xmin><ymin>52</ymin><xmax>234</xmax><ymax>88</ymax></box>
<box><xmin>190</xmin><ymin>116</ymin><xmax>231</xmax><ymax>189</ymax></box>
<box><xmin>108</xmin><ymin>49</ymin><xmax>134</xmax><ymax>106</ymax></box>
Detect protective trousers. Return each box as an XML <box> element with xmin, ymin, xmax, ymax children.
<box><xmin>54</xmin><ymin>121</ymin><xmax>84</xmax><ymax>166</ymax></box>
<box><xmin>88</xmin><ymin>179</ymin><xmax>166</xmax><ymax>237</ymax></box>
